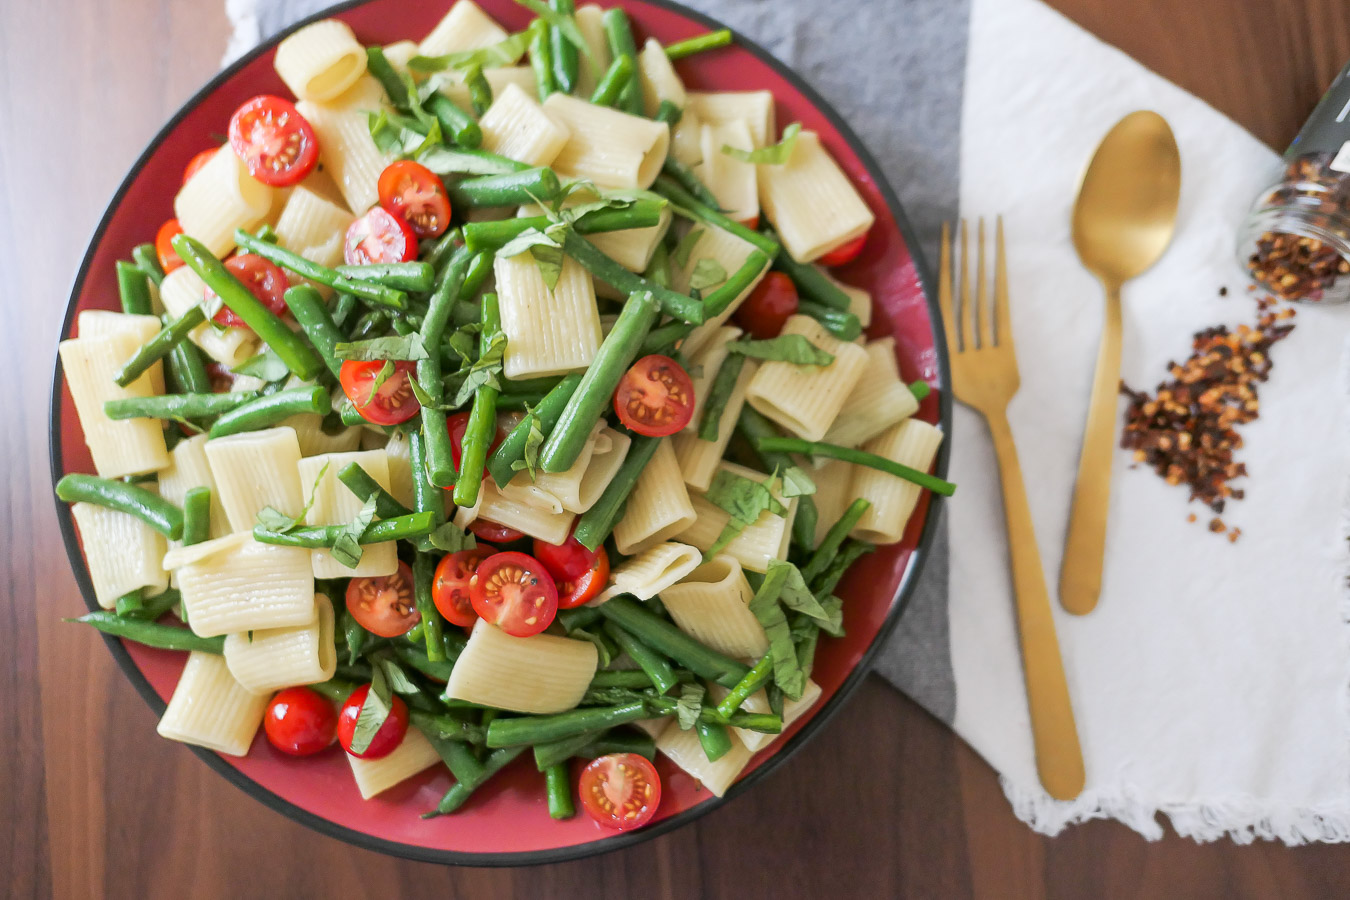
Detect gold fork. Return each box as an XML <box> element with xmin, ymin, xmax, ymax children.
<box><xmin>939</xmin><ymin>218</ymin><xmax>1085</xmax><ymax>801</ymax></box>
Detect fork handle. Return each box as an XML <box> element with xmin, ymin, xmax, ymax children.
<box><xmin>987</xmin><ymin>410</ymin><xmax>1086</xmax><ymax>801</ymax></box>
<box><xmin>1060</xmin><ymin>279</ymin><xmax>1123</xmax><ymax>615</ymax></box>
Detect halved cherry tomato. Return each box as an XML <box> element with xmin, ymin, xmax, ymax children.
<box><xmin>817</xmin><ymin>231</ymin><xmax>868</xmax><ymax>267</ymax></box>
<box><xmin>469</xmin><ymin>551</ymin><xmax>558</xmax><ymax>637</ymax></box>
<box><xmin>228</xmin><ymin>95</ymin><xmax>319</xmax><ymax>187</ymax></box>
<box><xmin>533</xmin><ymin>533</ymin><xmax>600</xmax><ymax>582</ymax></box>
<box><xmin>264</xmin><ymin>686</ymin><xmax>337</xmax><ymax>756</ymax></box>
<box><xmin>337</xmin><ymin>684</ymin><xmax>409</xmax><ymax>760</ymax></box>
<box><xmin>204</xmin><ymin>362</ymin><xmax>236</xmax><ymax>393</ymax></box>
<box><xmin>735</xmin><ymin>213</ymin><xmax>760</xmax><ymax>230</ymax></box>
<box><xmin>578</xmin><ymin>753</ymin><xmax>662</xmax><ymax>831</ymax></box>
<box><xmin>732</xmin><ymin>271</ymin><xmax>799</xmax><ymax>340</ymax></box>
<box><xmin>446</xmin><ymin>411</ymin><xmax>511</xmax><ymax>482</ymax></box>
<box><xmin>378</xmin><ymin>160</ymin><xmax>452</xmax><ymax>239</ymax></box>
<box><xmin>345</xmin><ymin>561</ymin><xmax>420</xmax><ymax>637</ymax></box>
<box><xmin>156</xmin><ymin>219</ymin><xmax>185</xmax><ymax>274</ymax></box>
<box><xmin>339</xmin><ymin>359</ymin><xmax>420</xmax><ymax>426</ymax></box>
<box><xmin>183</xmin><ymin>148</ymin><xmax>218</xmax><ymax>185</ymax></box>
<box><xmin>613</xmin><ymin>354</ymin><xmax>696</xmax><ymax>437</ymax></box>
<box><xmin>555</xmin><ymin>546</ymin><xmax>608</xmax><ymax>609</ymax></box>
<box><xmin>432</xmin><ymin>544</ymin><xmax>497</xmax><ymax>627</ymax></box>
<box><xmin>345</xmin><ymin>207</ymin><xmax>418</xmax><ymax>265</ymax></box>
<box><xmin>469</xmin><ymin>520</ymin><xmax>526</xmax><ymax>543</ymax></box>
<box><xmin>206</xmin><ymin>253</ymin><xmax>289</xmax><ymax>328</ymax></box>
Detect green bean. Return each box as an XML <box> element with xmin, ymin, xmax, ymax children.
<box><xmin>736</xmin><ymin>405</ymin><xmax>818</xmax><ymax>549</ymax></box>
<box><xmin>308</xmin><ymin>678</ymin><xmax>358</xmax><ymax>705</ymax></box>
<box><xmin>545</xmin><ymin>763</ymin><xmax>575</xmax><ymax>819</ymax></box>
<box><xmin>697</xmin><ymin>353</ymin><xmax>745</xmax><ymax>442</ymax></box>
<box><xmin>639</xmin><ymin>692</ymin><xmax>782</xmax><ymax>733</ymax></box>
<box><xmin>181</xmin><ymin>487</ymin><xmax>212</xmax><ymax>546</ymax></box>
<box><xmin>597</xmin><ymin>597</ymin><xmax>750</xmax><ymax>688</ymax></box>
<box><xmin>408</xmin><ymin>431</ymin><xmax>446</xmax><ymax>543</ymax></box>
<box><xmin>410</xmin><ymin>709</ymin><xmax>486</xmax><ymax>747</ymax></box>
<box><xmin>453</xmin><ymin>293</ymin><xmax>501</xmax><ymax>507</ymax></box>
<box><xmin>71</xmin><ymin>611</ymin><xmax>222</xmax><ymax>653</ymax></box>
<box><xmin>549</xmin><ymin>0</ymin><xmax>579</xmax><ymax>93</ymax></box>
<box><xmin>496</xmin><ymin>389</ymin><xmax>552</xmax><ymax>411</ymax></box>
<box><xmin>768</xmin><ymin>235</ymin><xmax>855</xmax><ymax>310</ymax></box>
<box><xmin>56</xmin><ymin>474</ymin><xmax>183</xmax><ymax>539</ymax></box>
<box><xmin>798</xmin><ymin>300</ymin><xmax>862</xmax><ymax>341</ymax></box>
<box><xmin>603</xmin><ymin>621</ymin><xmax>679</xmax><ymax>695</ymax></box>
<box><xmin>576</xmin><ymin>728</ymin><xmax>657</xmax><ymax>761</ymax></box>
<box><xmin>412</xmin><ymin>553</ymin><xmax>446</xmax><ymax>663</ymax></box>
<box><xmin>104</xmin><ymin>392</ymin><xmax>258</xmax><ymax>421</ymax></box>
<box><xmin>528</xmin><ymin>20</ymin><xmax>556</xmax><ymax>100</ymax></box>
<box><xmin>572</xmin><ymin>434</ymin><xmax>659</xmax><ymax>550</ymax></box>
<box><xmin>340</xmin><ymin>611</ymin><xmax>367</xmax><ymax>665</ymax></box>
<box><xmin>423</xmin><ymin>746</ymin><xmax>525</xmax><ymax>818</ymax></box>
<box><xmin>393</xmin><ymin>642</ymin><xmax>461</xmax><ymax>685</ymax></box>
<box><xmin>695</xmin><ymin>719</ymin><xmax>733</xmax><ymax>762</ymax></box>
<box><xmin>702</xmin><ymin>251</ymin><xmax>770</xmax><ymax>318</ymax></box>
<box><xmin>131</xmin><ymin>244</ymin><xmax>165</xmax><ymax>287</ymax></box>
<box><xmin>174</xmin><ymin>235</ymin><xmax>325</xmax><ymax>380</ymax></box>
<box><xmin>639</xmin><ymin>321</ymin><xmax>693</xmax><ymax>356</ymax></box>
<box><xmin>590</xmin><ymin>53</ymin><xmax>633</xmax><ymax>107</ymax></box>
<box><xmin>208</xmin><ymin>385</ymin><xmax>330</xmax><ymax>438</ymax></box>
<box><xmin>349</xmin><ymin>310</ymin><xmax>389</xmax><ymax>342</ymax></box>
<box><xmin>461</xmin><ymin>248</ymin><xmax>494</xmax><ymax>301</ymax></box>
<box><xmin>533</xmin><ymin>731</ymin><xmax>599</xmax><ymax>770</ymax></box>
<box><xmin>557</xmin><ymin>604</ymin><xmax>603</xmax><ymax>632</ymax></box>
<box><xmin>233</xmin><ymin>229</ymin><xmax>409</xmax><ymax>311</ymax></box>
<box><xmin>365</xmin><ymin>46</ymin><xmax>410</xmax><ymax>106</ymax></box>
<box><xmin>644</xmin><ymin>240</ymin><xmax>672</xmax><ymax>288</ymax></box>
<box><xmin>445</xmin><ymin>167</ymin><xmax>562</xmax><ymax>209</ymax></box>
<box><xmin>756</xmin><ymin>437</ymin><xmax>956</xmax><ymax>496</ymax></box>
<box><xmin>425</xmin><ymin>92</ymin><xmax>483</xmax><ymax>148</ymax></box>
<box><xmin>909</xmin><ymin>380</ymin><xmax>931</xmax><ymax>401</ymax></box>
<box><xmin>663</xmin><ymin>29</ymin><xmax>733</xmax><ymax>60</ymax></box>
<box><xmin>802</xmin><ymin>498</ymin><xmax>871</xmax><ymax>583</ymax></box>
<box><xmin>810</xmin><ymin>539</ymin><xmax>874</xmax><ymax>599</ymax></box>
<box><xmin>561</xmin><ymin>229</ymin><xmax>703</xmax><ymax>324</ymax></box>
<box><xmin>116</xmin><ymin>260</ymin><xmax>153</xmax><ymax>315</ymax></box>
<box><xmin>538</xmin><ymin>290</ymin><xmax>660</xmax><ymax>473</ymax></box>
<box><xmin>462</xmin><ymin>62</ymin><xmax>493</xmax><ymax>116</ymax></box>
<box><xmin>119</xmin><ymin>587</ymin><xmax>182</xmax><ymax>621</ymax></box>
<box><xmin>715</xmin><ymin>653</ymin><xmax>773</xmax><ymax>719</ymax></box>
<box><xmin>463</xmin><ymin>200</ymin><xmax>667</xmax><ymax>254</ymax></box>
<box><xmin>338</xmin><ymin>462</ymin><xmax>412</xmax><ymax>519</ymax></box>
<box><xmin>486</xmin><ymin>700</ymin><xmax>649</xmax><ymax>748</ymax></box>
<box><xmin>166</xmin><ymin>339</ymin><xmax>212</xmax><ymax>395</ymax></box>
<box><xmin>487</xmin><ymin>373</ymin><xmax>582</xmax><ymax>487</ymax></box>
<box><xmin>113</xmin><ymin>307</ymin><xmax>205</xmax><ymax>387</ymax></box>
<box><xmin>418</xmin><ymin>146</ymin><xmax>529</xmax><ymax>179</ymax></box>
<box><xmin>114</xmin><ymin>589</ymin><xmax>144</xmax><ymax>616</ymax></box>
<box><xmin>334</xmin><ymin>262</ymin><xmax>435</xmax><ymax>293</ymax></box>
<box><xmin>281</xmin><ymin>285</ymin><xmax>345</xmax><ymax>381</ymax></box>
<box><xmin>418</xmin><ymin>248</ymin><xmax>474</xmax><ymax>488</ymax></box>
<box><xmin>252</xmin><ymin>511</ymin><xmax>435</xmax><ymax>548</ymax></box>
<box><xmin>654</xmin><ymin>175</ymin><xmax>780</xmax><ymax>258</ymax></box>
<box><xmin>601</xmin><ymin>8</ymin><xmax>641</xmax><ymax>115</ymax></box>
<box><xmin>589</xmin><ymin>668</ymin><xmax>694</xmax><ymax>689</ymax></box>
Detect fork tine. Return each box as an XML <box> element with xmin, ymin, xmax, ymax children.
<box><xmin>958</xmin><ymin>219</ymin><xmax>974</xmax><ymax>352</ymax></box>
<box><xmin>976</xmin><ymin>218</ymin><xmax>991</xmax><ymax>348</ymax></box>
<box><xmin>994</xmin><ymin>216</ymin><xmax>1010</xmax><ymax>348</ymax></box>
<box><xmin>937</xmin><ymin>222</ymin><xmax>958</xmax><ymax>356</ymax></box>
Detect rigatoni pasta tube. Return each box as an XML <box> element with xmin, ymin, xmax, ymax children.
<box><xmin>272</xmin><ymin>184</ymin><xmax>355</xmax><ymax>276</ymax></box>
<box><xmin>273</xmin><ymin>18</ymin><xmax>368</xmax><ymax>102</ymax></box>
<box><xmin>174</xmin><ymin>533</ymin><xmax>317</xmax><ymax>637</ymax></box>
<box><xmin>297</xmin><ymin>450</ymin><xmax>399</xmax><ymax>578</ymax></box>
<box><xmin>157</xmin><ymin>652</ymin><xmax>268</xmax><ymax>757</ymax></box>
<box><xmin>611</xmin><ymin>439</ymin><xmax>696</xmax><ymax>555</ymax></box>
<box><xmin>296</xmin><ymin>76</ymin><xmax>394</xmax><ymax>215</ymax></box>
<box><xmin>685</xmin><ymin>90</ymin><xmax>775</xmax><ymax>148</ymax></box>
<box><xmin>441</xmin><ymin>66</ymin><xmax>539</xmax><ymax>110</ymax></box>
<box><xmin>496</xmin><ymin>252</ymin><xmax>603</xmax><ymax>379</ymax></box>
<box><xmin>528</xmin><ymin>423</ymin><xmax>631</xmax><ymax>514</ymax></box>
<box><xmin>59</xmin><ymin>333</ymin><xmax>169</xmax><ymax>478</ymax></box>
<box><xmin>696</xmin><ymin>118</ymin><xmax>758</xmax><ymax>225</ymax></box>
<box><xmin>676</xmin><ymin>462</ymin><xmax>796</xmax><ymax>574</ymax></box>
<box><xmin>445</xmin><ymin>620</ymin><xmax>598</xmax><ymax>714</ymax></box>
<box><xmin>479</xmin><ymin>83</ymin><xmax>570</xmax><ymax>169</ymax></box>
<box><xmin>173</xmin><ymin>147</ymin><xmax>274</xmax><ymax>257</ymax></box>
<box><xmin>637</xmin><ymin>37</ymin><xmax>686</xmax><ymax>115</ymax></box>
<box><xmin>573</xmin><ymin>4</ymin><xmax>612</xmax><ymax>97</ymax></box>
<box><xmin>681</xmin><ymin>325</ymin><xmax>742</xmax><ymax>433</ymax></box>
<box><xmin>75</xmin><ymin>311</ymin><xmax>165</xmax><ymax>394</ymax></box>
<box><xmin>542</xmin><ymin>93</ymin><xmax>671</xmax><ymax>190</ymax></box>
<box><xmin>808</xmin><ymin>458</ymin><xmax>857</xmax><ymax>546</ymax></box>
<box><xmin>823</xmin><ymin>338</ymin><xmax>919</xmax><ymax>449</ymax></box>
<box><xmin>283</xmin><ymin>413</ymin><xmax>363</xmax><ymax>458</ymax></box>
<box><xmin>380</xmin><ymin>431</ymin><xmax>417</xmax><ymax>509</ymax></box>
<box><xmin>758</xmin><ymin>130</ymin><xmax>875</xmax><ymax>263</ymax></box>
<box><xmin>672</xmin><ymin>226</ymin><xmax>767</xmax><ymax>360</ymax></box>
<box><xmin>745</xmin><ymin>315</ymin><xmax>867</xmax><ymax>441</ymax></box>
<box><xmin>223</xmin><ymin>594</ymin><xmax>338</xmax><ymax>693</ymax></box>
<box><xmin>600</xmin><ymin>542</ymin><xmax>701</xmax><ymax>602</ymax></box>
<box><xmin>348</xmin><ymin>727</ymin><xmax>443</xmax><ymax>799</ymax></box>
<box><xmin>658</xmin><ymin>556</ymin><xmax>767</xmax><ymax>659</ymax></box>
<box><xmin>673</xmin><ymin>359</ymin><xmax>756</xmax><ymax>492</ymax></box>
<box><xmin>656</xmin><ymin>718</ymin><xmax>754</xmax><ymax>797</ymax></box>
<box><xmin>70</xmin><ymin>502</ymin><xmax>169</xmax><ymax>609</ymax></box>
<box><xmin>204</xmin><ymin>426</ymin><xmax>305</xmax><ymax>533</ymax></box>
<box><xmin>418</xmin><ymin>0</ymin><xmax>509</xmax><ymax>57</ymax></box>
<box><xmin>454</xmin><ymin>479</ymin><xmax>577</xmax><ymax>545</ymax></box>
<box><xmin>850</xmin><ymin>418</ymin><xmax>944</xmax><ymax>544</ymax></box>
<box><xmin>158</xmin><ymin>435</ymin><xmax>231</xmax><ymax>541</ymax></box>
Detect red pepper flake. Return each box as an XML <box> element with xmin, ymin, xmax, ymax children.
<box><xmin>1120</xmin><ymin>295</ymin><xmax>1295</xmax><ymax>535</ymax></box>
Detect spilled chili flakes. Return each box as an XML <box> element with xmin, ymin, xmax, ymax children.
<box><xmin>1120</xmin><ymin>297</ymin><xmax>1295</xmax><ymax>536</ymax></box>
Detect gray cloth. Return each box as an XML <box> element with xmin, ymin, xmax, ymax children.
<box><xmin>256</xmin><ymin>0</ymin><xmax>968</xmax><ymax>724</ymax></box>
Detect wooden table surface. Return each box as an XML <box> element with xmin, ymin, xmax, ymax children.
<box><xmin>6</xmin><ymin>0</ymin><xmax>1350</xmax><ymax>896</ymax></box>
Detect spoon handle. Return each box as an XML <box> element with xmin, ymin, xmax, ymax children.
<box><xmin>1060</xmin><ymin>279</ymin><xmax>1123</xmax><ymax>615</ymax></box>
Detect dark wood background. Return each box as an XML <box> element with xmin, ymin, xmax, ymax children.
<box><xmin>7</xmin><ymin>0</ymin><xmax>1350</xmax><ymax>896</ymax></box>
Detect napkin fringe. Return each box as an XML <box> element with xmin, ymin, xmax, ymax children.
<box><xmin>1002</xmin><ymin>779</ymin><xmax>1350</xmax><ymax>844</ymax></box>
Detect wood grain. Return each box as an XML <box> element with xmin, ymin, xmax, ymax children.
<box><xmin>5</xmin><ymin>0</ymin><xmax>1350</xmax><ymax>897</ymax></box>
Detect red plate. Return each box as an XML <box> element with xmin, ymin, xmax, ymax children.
<box><xmin>49</xmin><ymin>0</ymin><xmax>950</xmax><ymax>866</ymax></box>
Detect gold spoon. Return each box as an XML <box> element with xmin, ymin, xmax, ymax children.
<box><xmin>1061</xmin><ymin>111</ymin><xmax>1181</xmax><ymax>616</ymax></box>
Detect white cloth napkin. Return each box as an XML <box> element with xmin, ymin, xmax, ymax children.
<box><xmin>951</xmin><ymin>0</ymin><xmax>1350</xmax><ymax>842</ymax></box>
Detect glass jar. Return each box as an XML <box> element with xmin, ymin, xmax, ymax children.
<box><xmin>1238</xmin><ymin>61</ymin><xmax>1350</xmax><ymax>304</ymax></box>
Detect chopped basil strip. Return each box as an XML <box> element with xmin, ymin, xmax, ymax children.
<box><xmin>722</xmin><ymin>122</ymin><xmax>802</xmax><ymax>165</ymax></box>
<box><xmin>727</xmin><ymin>335</ymin><xmax>835</xmax><ymax>366</ymax></box>
<box><xmin>335</xmin><ymin>333</ymin><xmax>429</xmax><ymax>362</ymax></box>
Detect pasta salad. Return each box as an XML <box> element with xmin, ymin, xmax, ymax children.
<box><xmin>56</xmin><ymin>0</ymin><xmax>953</xmax><ymax>831</ymax></box>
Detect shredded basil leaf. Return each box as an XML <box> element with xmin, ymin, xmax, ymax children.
<box><xmin>348</xmin><ymin>664</ymin><xmax>392</xmax><ymax>755</ymax></box>
<box><xmin>367</xmin><ymin>110</ymin><xmax>404</xmax><ymax>154</ymax></box>
<box><xmin>331</xmin><ymin>494</ymin><xmax>378</xmax><ymax>569</ymax></box>
<box><xmin>451</xmin><ymin>327</ymin><xmax>507</xmax><ymax>407</ymax></box>
<box><xmin>702</xmin><ymin>469</ymin><xmax>785</xmax><ymax>558</ymax></box>
<box><xmin>231</xmin><ymin>347</ymin><xmax>289</xmax><ymax>381</ymax></box>
<box><xmin>335</xmin><ymin>334</ymin><xmax>429</xmax><ymax>362</ymax></box>
<box><xmin>364</xmin><ymin>360</ymin><xmax>395</xmax><ymax>406</ymax></box>
<box><xmin>747</xmin><ymin>565</ymin><xmax>806</xmax><ymax>700</ymax></box>
<box><xmin>372</xmin><ymin>653</ymin><xmax>423</xmax><ymax>695</ymax></box>
<box><xmin>698</xmin><ymin>353</ymin><xmax>746</xmax><ymax>442</ymax></box>
<box><xmin>426</xmin><ymin>522</ymin><xmax>477</xmax><ymax>553</ymax></box>
<box><xmin>726</xmin><ymin>335</ymin><xmax>835</xmax><ymax>366</ymax></box>
<box><xmin>513</xmin><ymin>0</ymin><xmax>597</xmax><ymax>70</ymax></box>
<box><xmin>676</xmin><ymin>683</ymin><xmax>705</xmax><ymax>730</ymax></box>
<box><xmin>779</xmin><ymin>465</ymin><xmax>817</xmax><ymax>498</ymax></box>
<box><xmin>408</xmin><ymin>29</ymin><xmax>533</xmax><ymax>72</ymax></box>
<box><xmin>722</xmin><ymin>122</ymin><xmax>802</xmax><ymax>165</ymax></box>
<box><xmin>672</xmin><ymin>228</ymin><xmax>704</xmax><ymax>268</ymax></box>
<box><xmin>256</xmin><ymin>462</ymin><xmax>329</xmax><ymax>533</ymax></box>
<box><xmin>688</xmin><ymin>258</ymin><xmax>728</xmax><ymax>293</ymax></box>
<box><xmin>509</xmin><ymin>407</ymin><xmax>546</xmax><ymax>481</ymax></box>
<box><xmin>770</xmin><ymin>560</ymin><xmax>837</xmax><ymax>630</ymax></box>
